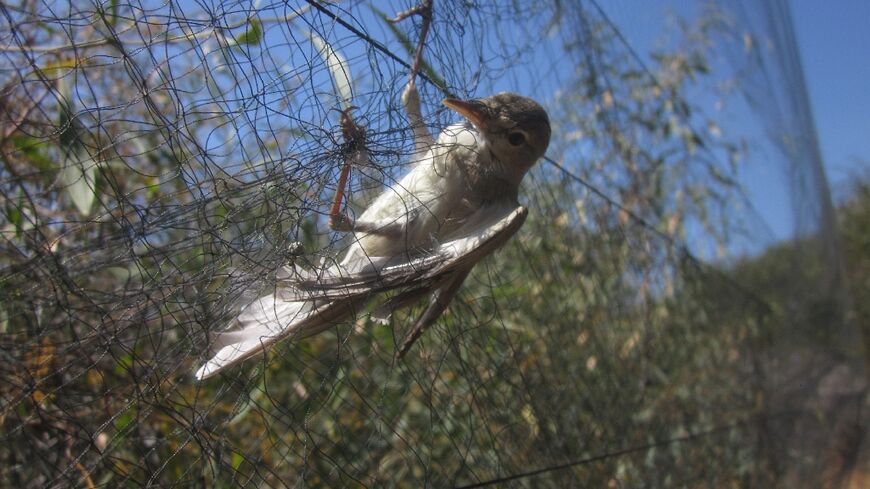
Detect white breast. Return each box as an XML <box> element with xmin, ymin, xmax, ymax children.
<box><xmin>351</xmin><ymin>123</ymin><xmax>485</xmax><ymax>259</ymax></box>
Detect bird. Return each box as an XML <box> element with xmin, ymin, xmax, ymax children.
<box><xmin>194</xmin><ymin>82</ymin><xmax>551</xmax><ymax>380</ymax></box>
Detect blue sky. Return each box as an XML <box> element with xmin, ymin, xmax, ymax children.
<box><xmin>589</xmin><ymin>0</ymin><xmax>868</xmax><ymax>252</ymax></box>
<box><xmin>792</xmin><ymin>0</ymin><xmax>870</xmax><ymax>193</ymax></box>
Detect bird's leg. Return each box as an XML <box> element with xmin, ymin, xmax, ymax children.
<box><xmin>329</xmin><ymin>108</ymin><xmax>413</xmax><ymax>238</ymax></box>
<box><xmin>332</xmin><ymin>2</ymin><xmax>434</xmax><ymax>232</ymax></box>
<box><xmin>390</xmin><ymin>0</ymin><xmax>433</xmax><ymax>85</ymax></box>
<box><xmin>330</xmin><ymin>107</ymin><xmax>366</xmax><ymax>231</ymax></box>
<box><xmin>391</xmin><ymin>0</ymin><xmax>435</xmax><ymax>159</ymax></box>
<box><xmin>396</xmin><ymin>269</ymin><xmax>470</xmax><ymax>360</ymax></box>
<box><xmin>329</xmin><ymin>213</ymin><xmax>407</xmax><ymax>237</ymax></box>
<box><xmin>401</xmin><ymin>78</ymin><xmax>435</xmax><ymax>161</ymax></box>
<box><xmin>328</xmin><ymin>106</ymin><xmax>416</xmax><ymax>238</ymax></box>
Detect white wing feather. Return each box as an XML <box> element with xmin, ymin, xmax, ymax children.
<box><xmin>194</xmin><ymin>204</ymin><xmax>526</xmax><ymax>380</ymax></box>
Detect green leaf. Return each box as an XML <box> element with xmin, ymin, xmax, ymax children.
<box><xmin>100</xmin><ymin>0</ymin><xmax>119</xmax><ymax>26</ymax></box>
<box><xmin>307</xmin><ymin>30</ymin><xmax>353</xmax><ymax>108</ymax></box>
<box><xmin>0</xmin><ymin>304</ymin><xmax>7</xmax><ymax>334</ymax></box>
<box><xmin>229</xmin><ymin>376</ymin><xmax>266</xmax><ymax>425</ymax></box>
<box><xmin>235</xmin><ymin>18</ymin><xmax>262</xmax><ymax>46</ymax></box>
<box><xmin>231</xmin><ymin>451</ymin><xmax>244</xmax><ymax>471</ymax></box>
<box><xmin>5</xmin><ymin>203</ymin><xmax>23</xmax><ymax>237</ymax></box>
<box><xmin>113</xmin><ymin>411</ymin><xmax>133</xmax><ymax>434</ymax></box>
<box><xmin>53</xmin><ymin>60</ymin><xmax>98</xmax><ymax>216</ymax></box>
<box><xmin>114</xmin><ymin>353</ymin><xmax>134</xmax><ymax>376</ymax></box>
<box><xmin>106</xmin><ymin>266</ymin><xmax>137</xmax><ymax>282</ymax></box>
<box><xmin>3</xmin><ymin>196</ymin><xmax>35</xmax><ymax>238</ymax></box>
<box><xmin>10</xmin><ymin>135</ymin><xmax>54</xmax><ymax>172</ymax></box>
<box><xmin>59</xmin><ymin>151</ymin><xmax>97</xmax><ymax>217</ymax></box>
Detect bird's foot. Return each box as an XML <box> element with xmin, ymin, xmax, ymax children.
<box><xmin>397</xmin><ymin>45</ymin><xmax>435</xmax><ymax>158</ymax></box>
<box><xmin>329</xmin><ymin>212</ymin><xmax>355</xmax><ymax>232</ymax></box>
<box><xmin>388</xmin><ymin>0</ymin><xmax>432</xmax><ymax>24</ymax></box>
<box><xmin>329</xmin><ymin>107</ymin><xmax>367</xmax><ymax>227</ymax></box>
<box><xmin>338</xmin><ymin>106</ymin><xmax>366</xmax><ymax>152</ymax></box>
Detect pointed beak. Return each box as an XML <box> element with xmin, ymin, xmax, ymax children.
<box><xmin>443</xmin><ymin>98</ymin><xmax>489</xmax><ymax>131</ymax></box>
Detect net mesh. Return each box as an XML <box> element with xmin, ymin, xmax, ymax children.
<box><xmin>0</xmin><ymin>0</ymin><xmax>865</xmax><ymax>487</ymax></box>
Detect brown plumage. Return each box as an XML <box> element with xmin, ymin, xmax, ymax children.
<box><xmin>195</xmin><ymin>87</ymin><xmax>551</xmax><ymax>379</ymax></box>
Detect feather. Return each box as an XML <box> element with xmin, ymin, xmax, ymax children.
<box><xmin>195</xmin><ymin>297</ymin><xmax>363</xmax><ymax>380</ymax></box>
<box><xmin>288</xmin><ymin>205</ymin><xmax>528</xmax><ymax>300</ymax></box>
<box><xmin>195</xmin><ymin>205</ymin><xmax>526</xmax><ymax>379</ymax></box>
<box><xmin>396</xmin><ymin>269</ymin><xmax>471</xmax><ymax>359</ymax></box>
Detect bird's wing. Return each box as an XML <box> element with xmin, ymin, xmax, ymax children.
<box><xmin>284</xmin><ymin>205</ymin><xmax>528</xmax><ymax>301</ymax></box>
<box><xmin>195</xmin><ymin>204</ymin><xmax>526</xmax><ymax>380</ymax></box>
<box><xmin>195</xmin><ymin>296</ymin><xmax>363</xmax><ymax>380</ymax></box>
<box><xmin>395</xmin><ymin>268</ymin><xmax>471</xmax><ymax>358</ymax></box>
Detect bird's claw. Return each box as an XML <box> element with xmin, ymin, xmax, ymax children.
<box><xmin>329</xmin><ymin>106</ymin><xmax>368</xmax><ymax>223</ymax></box>
<box><xmin>388</xmin><ymin>0</ymin><xmax>432</xmax><ymax>23</ymax></box>
<box><xmin>338</xmin><ymin>106</ymin><xmax>366</xmax><ymax>151</ymax></box>
<box><xmin>329</xmin><ymin>212</ymin><xmax>355</xmax><ymax>232</ymax></box>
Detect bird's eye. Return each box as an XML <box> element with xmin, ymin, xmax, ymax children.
<box><xmin>508</xmin><ymin>131</ymin><xmax>526</xmax><ymax>146</ymax></box>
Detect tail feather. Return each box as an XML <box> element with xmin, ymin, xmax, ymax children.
<box><xmin>207</xmin><ymin>296</ymin><xmax>310</xmax><ymax>351</ymax></box>
<box><xmin>195</xmin><ymin>295</ymin><xmax>361</xmax><ymax>380</ymax></box>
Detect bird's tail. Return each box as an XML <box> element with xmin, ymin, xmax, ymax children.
<box><xmin>194</xmin><ymin>292</ymin><xmax>360</xmax><ymax>380</ymax></box>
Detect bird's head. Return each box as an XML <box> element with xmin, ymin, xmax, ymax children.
<box><xmin>443</xmin><ymin>92</ymin><xmax>551</xmax><ymax>176</ymax></box>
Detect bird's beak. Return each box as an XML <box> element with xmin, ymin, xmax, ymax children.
<box><xmin>443</xmin><ymin>98</ymin><xmax>489</xmax><ymax>131</ymax></box>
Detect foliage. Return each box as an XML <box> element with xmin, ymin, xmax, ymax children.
<box><xmin>837</xmin><ymin>166</ymin><xmax>870</xmax><ymax>355</ymax></box>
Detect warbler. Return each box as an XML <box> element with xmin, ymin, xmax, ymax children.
<box><xmin>195</xmin><ymin>83</ymin><xmax>551</xmax><ymax>380</ymax></box>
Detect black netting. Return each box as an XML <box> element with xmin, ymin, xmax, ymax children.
<box><xmin>1</xmin><ymin>0</ymin><xmax>865</xmax><ymax>487</ymax></box>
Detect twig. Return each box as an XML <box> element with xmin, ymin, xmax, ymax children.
<box><xmin>1</xmin><ymin>89</ymin><xmax>48</xmax><ymax>140</ymax></box>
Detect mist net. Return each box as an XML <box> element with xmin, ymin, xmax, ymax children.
<box><xmin>1</xmin><ymin>0</ymin><xmax>864</xmax><ymax>487</ymax></box>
